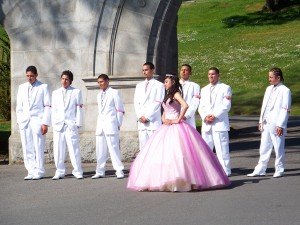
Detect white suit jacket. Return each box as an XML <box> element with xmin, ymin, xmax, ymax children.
<box><xmin>51</xmin><ymin>86</ymin><xmax>83</xmax><ymax>132</ymax></box>
<box><xmin>16</xmin><ymin>80</ymin><xmax>51</xmax><ymax>134</ymax></box>
<box><xmin>181</xmin><ymin>80</ymin><xmax>200</xmax><ymax>127</ymax></box>
<box><xmin>259</xmin><ymin>83</ymin><xmax>291</xmax><ymax>130</ymax></box>
<box><xmin>134</xmin><ymin>78</ymin><xmax>165</xmax><ymax>131</ymax></box>
<box><xmin>198</xmin><ymin>82</ymin><xmax>231</xmax><ymax>132</ymax></box>
<box><xmin>96</xmin><ymin>87</ymin><xmax>125</xmax><ymax>135</ymax></box>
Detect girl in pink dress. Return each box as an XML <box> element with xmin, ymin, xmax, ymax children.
<box><xmin>127</xmin><ymin>75</ymin><xmax>230</xmax><ymax>192</ymax></box>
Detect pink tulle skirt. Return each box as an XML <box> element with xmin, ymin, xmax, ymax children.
<box><xmin>127</xmin><ymin>122</ymin><xmax>230</xmax><ymax>192</ymax></box>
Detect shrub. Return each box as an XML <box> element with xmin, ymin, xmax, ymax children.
<box><xmin>0</xmin><ymin>26</ymin><xmax>10</xmax><ymax>121</ymax></box>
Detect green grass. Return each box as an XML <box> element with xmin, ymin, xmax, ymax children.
<box><xmin>0</xmin><ymin>120</ymin><xmax>10</xmax><ymax>131</ymax></box>
<box><xmin>178</xmin><ymin>0</ymin><xmax>300</xmax><ymax>115</ymax></box>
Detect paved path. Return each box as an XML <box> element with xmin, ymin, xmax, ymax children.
<box><xmin>0</xmin><ymin>117</ymin><xmax>299</xmax><ymax>225</ymax></box>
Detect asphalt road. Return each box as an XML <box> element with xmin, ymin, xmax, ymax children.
<box><xmin>0</xmin><ymin>117</ymin><xmax>299</xmax><ymax>225</ymax></box>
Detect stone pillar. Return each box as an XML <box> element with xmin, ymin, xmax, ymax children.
<box><xmin>0</xmin><ymin>0</ymin><xmax>182</xmax><ymax>163</ymax></box>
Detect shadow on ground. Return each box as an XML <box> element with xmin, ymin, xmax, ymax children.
<box><xmin>229</xmin><ymin>117</ymin><xmax>300</xmax><ymax>151</ymax></box>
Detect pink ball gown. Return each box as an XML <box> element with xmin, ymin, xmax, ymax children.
<box><xmin>127</xmin><ymin>99</ymin><xmax>230</xmax><ymax>192</ymax></box>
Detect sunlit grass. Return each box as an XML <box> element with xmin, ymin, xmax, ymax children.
<box><xmin>178</xmin><ymin>0</ymin><xmax>300</xmax><ymax>115</ymax></box>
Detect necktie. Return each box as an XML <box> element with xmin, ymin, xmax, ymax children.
<box><xmin>101</xmin><ymin>91</ymin><xmax>106</xmax><ymax>107</ymax></box>
<box><xmin>145</xmin><ymin>81</ymin><xmax>149</xmax><ymax>93</ymax></box>
<box><xmin>267</xmin><ymin>86</ymin><xmax>277</xmax><ymax>105</ymax></box>
<box><xmin>210</xmin><ymin>85</ymin><xmax>215</xmax><ymax>104</ymax></box>
<box><xmin>181</xmin><ymin>82</ymin><xmax>186</xmax><ymax>99</ymax></box>
<box><xmin>263</xmin><ymin>86</ymin><xmax>277</xmax><ymax>122</ymax></box>
<box><xmin>28</xmin><ymin>85</ymin><xmax>34</xmax><ymax>104</ymax></box>
<box><xmin>63</xmin><ymin>89</ymin><xmax>67</xmax><ymax>105</ymax></box>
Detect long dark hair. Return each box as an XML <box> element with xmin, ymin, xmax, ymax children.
<box><xmin>163</xmin><ymin>74</ymin><xmax>183</xmax><ymax>104</ymax></box>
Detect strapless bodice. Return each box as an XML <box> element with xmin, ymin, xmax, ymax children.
<box><xmin>162</xmin><ymin>99</ymin><xmax>181</xmax><ymax>120</ymax></box>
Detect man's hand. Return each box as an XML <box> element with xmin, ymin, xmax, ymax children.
<box><xmin>276</xmin><ymin>126</ymin><xmax>283</xmax><ymax>137</ymax></box>
<box><xmin>258</xmin><ymin>123</ymin><xmax>263</xmax><ymax>132</ymax></box>
<box><xmin>41</xmin><ymin>124</ymin><xmax>48</xmax><ymax>135</ymax></box>
<box><xmin>139</xmin><ymin>116</ymin><xmax>149</xmax><ymax>123</ymax></box>
<box><xmin>205</xmin><ymin>114</ymin><xmax>215</xmax><ymax>123</ymax></box>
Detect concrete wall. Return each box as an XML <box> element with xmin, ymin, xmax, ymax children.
<box><xmin>0</xmin><ymin>0</ymin><xmax>182</xmax><ymax>163</ymax></box>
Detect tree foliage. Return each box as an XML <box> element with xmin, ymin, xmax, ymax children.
<box><xmin>0</xmin><ymin>25</ymin><xmax>10</xmax><ymax>121</ymax></box>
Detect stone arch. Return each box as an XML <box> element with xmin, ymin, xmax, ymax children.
<box><xmin>91</xmin><ymin>0</ymin><xmax>182</xmax><ymax>78</ymax></box>
<box><xmin>0</xmin><ymin>0</ymin><xmax>184</xmax><ymax>163</ymax></box>
<box><xmin>147</xmin><ymin>0</ymin><xmax>181</xmax><ymax>77</ymax></box>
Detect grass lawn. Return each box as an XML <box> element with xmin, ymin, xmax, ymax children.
<box><xmin>178</xmin><ymin>0</ymin><xmax>300</xmax><ymax>115</ymax></box>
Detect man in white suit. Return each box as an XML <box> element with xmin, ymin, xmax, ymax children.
<box><xmin>16</xmin><ymin>65</ymin><xmax>51</xmax><ymax>180</ymax></box>
<box><xmin>134</xmin><ymin>62</ymin><xmax>165</xmax><ymax>151</ymax></box>
<box><xmin>247</xmin><ymin>67</ymin><xmax>291</xmax><ymax>178</ymax></box>
<box><xmin>51</xmin><ymin>70</ymin><xmax>84</xmax><ymax>180</ymax></box>
<box><xmin>179</xmin><ymin>64</ymin><xmax>200</xmax><ymax>128</ymax></box>
<box><xmin>198</xmin><ymin>67</ymin><xmax>232</xmax><ymax>176</ymax></box>
<box><xmin>92</xmin><ymin>74</ymin><xmax>125</xmax><ymax>179</ymax></box>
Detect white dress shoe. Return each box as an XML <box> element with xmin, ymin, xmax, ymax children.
<box><xmin>247</xmin><ymin>172</ymin><xmax>265</xmax><ymax>177</ymax></box>
<box><xmin>116</xmin><ymin>171</ymin><xmax>124</xmax><ymax>179</ymax></box>
<box><xmin>72</xmin><ymin>172</ymin><xmax>84</xmax><ymax>179</ymax></box>
<box><xmin>273</xmin><ymin>172</ymin><xmax>283</xmax><ymax>178</ymax></box>
<box><xmin>52</xmin><ymin>174</ymin><xmax>65</xmax><ymax>180</ymax></box>
<box><xmin>24</xmin><ymin>174</ymin><xmax>34</xmax><ymax>180</ymax></box>
<box><xmin>74</xmin><ymin>174</ymin><xmax>83</xmax><ymax>179</ymax></box>
<box><xmin>32</xmin><ymin>175</ymin><xmax>44</xmax><ymax>180</ymax></box>
<box><xmin>91</xmin><ymin>173</ymin><xmax>105</xmax><ymax>179</ymax></box>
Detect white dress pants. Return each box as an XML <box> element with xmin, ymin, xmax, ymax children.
<box><xmin>138</xmin><ymin>129</ymin><xmax>155</xmax><ymax>151</ymax></box>
<box><xmin>53</xmin><ymin>125</ymin><xmax>83</xmax><ymax>176</ymax></box>
<box><xmin>253</xmin><ymin>123</ymin><xmax>285</xmax><ymax>174</ymax></box>
<box><xmin>202</xmin><ymin>129</ymin><xmax>231</xmax><ymax>176</ymax></box>
<box><xmin>95</xmin><ymin>133</ymin><xmax>124</xmax><ymax>175</ymax></box>
<box><xmin>19</xmin><ymin>123</ymin><xmax>45</xmax><ymax>176</ymax></box>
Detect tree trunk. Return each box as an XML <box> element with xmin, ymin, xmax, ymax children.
<box><xmin>263</xmin><ymin>0</ymin><xmax>291</xmax><ymax>12</ymax></box>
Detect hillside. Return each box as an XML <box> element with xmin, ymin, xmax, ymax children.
<box><xmin>178</xmin><ymin>0</ymin><xmax>300</xmax><ymax>115</ymax></box>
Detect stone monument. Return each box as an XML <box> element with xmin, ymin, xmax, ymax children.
<box><xmin>0</xmin><ymin>0</ymin><xmax>182</xmax><ymax>163</ymax></box>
